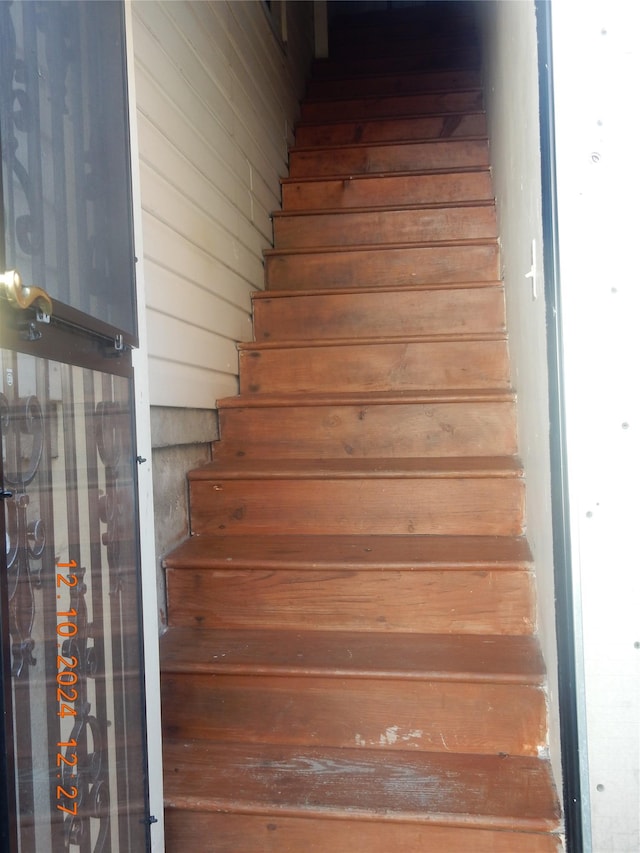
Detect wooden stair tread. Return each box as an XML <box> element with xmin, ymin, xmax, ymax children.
<box><xmin>161</xmin><ymin>627</ymin><xmax>544</xmax><ymax>683</ymax></box>
<box><xmin>163</xmin><ymin>533</ymin><xmax>532</xmax><ymax>571</ymax></box>
<box><xmin>189</xmin><ymin>456</ymin><xmax>523</xmax><ymax>481</ymax></box>
<box><xmin>217</xmin><ymin>388</ymin><xmax>515</xmax><ymax>409</ymax></box>
<box><xmin>164</xmin><ymin>740</ymin><xmax>560</xmax><ymax>832</ymax></box>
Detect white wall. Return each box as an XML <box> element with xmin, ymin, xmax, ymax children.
<box><xmin>131</xmin><ymin>0</ymin><xmax>314</xmax><ymax>409</ymax></box>
<box><xmin>552</xmin><ymin>2</ymin><xmax>640</xmax><ymax>850</ymax></box>
<box><xmin>477</xmin><ymin>0</ymin><xmax>561</xmax><ymax>786</ymax></box>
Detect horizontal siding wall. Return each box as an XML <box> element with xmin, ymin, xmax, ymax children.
<box><xmin>132</xmin><ymin>0</ymin><xmax>314</xmax><ymax>408</ymax></box>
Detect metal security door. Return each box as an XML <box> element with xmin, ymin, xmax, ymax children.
<box><xmin>0</xmin><ymin>2</ymin><xmax>150</xmax><ymax>851</ymax></box>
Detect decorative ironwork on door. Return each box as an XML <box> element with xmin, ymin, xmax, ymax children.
<box><xmin>0</xmin><ymin>0</ymin><xmax>137</xmax><ymax>342</ymax></box>
<box><xmin>0</xmin><ymin>352</ymin><xmax>149</xmax><ymax>852</ymax></box>
<box><xmin>0</xmin><ymin>1</ymin><xmax>150</xmax><ymax>850</ymax></box>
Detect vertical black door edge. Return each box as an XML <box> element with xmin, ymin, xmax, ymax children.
<box><xmin>535</xmin><ymin>2</ymin><xmax>584</xmax><ymax>850</ymax></box>
<box><xmin>0</xmin><ymin>128</ymin><xmax>19</xmax><ymax>853</ymax></box>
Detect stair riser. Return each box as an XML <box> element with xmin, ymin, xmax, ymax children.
<box><xmin>162</xmin><ymin>674</ymin><xmax>546</xmax><ymax>757</ymax></box>
<box><xmin>166</xmin><ymin>811</ymin><xmax>561</xmax><ymax>853</ymax></box>
<box><xmin>254</xmin><ymin>287</ymin><xmax>505</xmax><ymax>341</ymax></box>
<box><xmin>306</xmin><ymin>69</ymin><xmax>482</xmax><ymax>100</ymax></box>
<box><xmin>282</xmin><ymin>169</ymin><xmax>492</xmax><ymax>211</ymax></box>
<box><xmin>274</xmin><ymin>205</ymin><xmax>496</xmax><ymax>249</ymax></box>
<box><xmin>295</xmin><ymin>113</ymin><xmax>487</xmax><ymax>147</ymax></box>
<box><xmin>289</xmin><ymin>139</ymin><xmax>489</xmax><ymax>178</ymax></box>
<box><xmin>217</xmin><ymin>401</ymin><xmax>517</xmax><ymax>460</ymax></box>
<box><xmin>300</xmin><ymin>90</ymin><xmax>484</xmax><ymax>122</ymax></box>
<box><xmin>189</xmin><ymin>478</ymin><xmax>525</xmax><ymax>537</ymax></box>
<box><xmin>240</xmin><ymin>340</ymin><xmax>509</xmax><ymax>395</ymax></box>
<box><xmin>166</xmin><ymin>567</ymin><xmax>534</xmax><ymax>634</ymax></box>
<box><xmin>265</xmin><ymin>243</ymin><xmax>500</xmax><ymax>290</ymax></box>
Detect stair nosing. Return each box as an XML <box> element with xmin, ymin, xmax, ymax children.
<box><xmin>160</xmin><ymin>628</ymin><xmax>545</xmax><ymax>684</ymax></box>
<box><xmin>162</xmin><ymin>532</ymin><xmax>534</xmax><ymax>571</ymax></box>
<box><xmin>281</xmin><ymin>165</ymin><xmax>491</xmax><ymax>185</ymax></box>
<box><xmin>188</xmin><ymin>456</ymin><xmax>524</xmax><ymax>482</ymax></box>
<box><xmin>238</xmin><ymin>331</ymin><xmax>507</xmax><ymax>352</ymax></box>
<box><xmin>272</xmin><ymin>199</ymin><xmax>495</xmax><ymax>220</ymax></box>
<box><xmin>217</xmin><ymin>388</ymin><xmax>516</xmax><ymax>409</ymax></box>
<box><xmin>290</xmin><ymin>135</ymin><xmax>488</xmax><ymax>156</ymax></box>
<box><xmin>264</xmin><ymin>237</ymin><xmax>499</xmax><ymax>258</ymax></box>
<box><xmin>253</xmin><ymin>282</ymin><xmax>504</xmax><ymax>301</ymax></box>
<box><xmin>294</xmin><ymin>109</ymin><xmax>486</xmax><ymax>131</ymax></box>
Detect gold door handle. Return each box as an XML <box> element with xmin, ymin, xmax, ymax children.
<box><xmin>0</xmin><ymin>270</ymin><xmax>53</xmax><ymax>317</ymax></box>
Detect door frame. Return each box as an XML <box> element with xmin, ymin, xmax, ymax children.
<box><xmin>0</xmin><ymin>2</ymin><xmax>164</xmax><ymax>848</ymax></box>
<box><xmin>535</xmin><ymin>3</ymin><xmax>584</xmax><ymax>850</ymax></box>
<box><xmin>123</xmin><ymin>1</ymin><xmax>165</xmax><ymax>848</ymax></box>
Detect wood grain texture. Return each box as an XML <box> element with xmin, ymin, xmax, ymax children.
<box><xmin>239</xmin><ymin>337</ymin><xmax>509</xmax><ymax>395</ymax></box>
<box><xmin>288</xmin><ymin>138</ymin><xmax>489</xmax><ymax>177</ymax></box>
<box><xmin>265</xmin><ymin>242</ymin><xmax>500</xmax><ymax>289</ymax></box>
<box><xmin>162</xmin><ymin>629</ymin><xmax>547</xmax><ymax>760</ymax></box>
<box><xmin>163</xmin><ymin>532</ymin><xmax>533</xmax><ymax>571</ymax></box>
<box><xmin>252</xmin><ymin>285</ymin><xmax>505</xmax><ymax>341</ymax></box>
<box><xmin>164</xmin><ymin>740</ymin><xmax>561</xmax><ymax>831</ymax></box>
<box><xmin>161</xmin><ymin>628</ymin><xmax>543</xmax><ymax>680</ymax></box>
<box><xmin>217</xmin><ymin>397</ymin><xmax>517</xmax><ymax>459</ymax></box>
<box><xmin>166</xmin><ymin>811</ymin><xmax>563</xmax><ymax>853</ymax></box>
<box><xmin>189</xmin><ymin>477</ymin><xmax>524</xmax><ymax>536</ymax></box>
<box><xmin>282</xmin><ymin>168</ymin><xmax>493</xmax><ymax>209</ymax></box>
<box><xmin>166</xmin><ymin>566</ymin><xmax>534</xmax><ymax>634</ymax></box>
<box><xmin>162</xmin><ymin>673</ymin><xmax>546</xmax><ymax>756</ymax></box>
<box><xmin>293</xmin><ymin>113</ymin><xmax>488</xmax><ymax>147</ymax></box>
<box><xmin>273</xmin><ymin>202</ymin><xmax>497</xmax><ymax>248</ymax></box>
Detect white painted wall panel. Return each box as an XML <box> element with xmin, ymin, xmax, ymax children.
<box><xmin>477</xmin><ymin>0</ymin><xmax>560</xmax><ymax>786</ymax></box>
<box><xmin>131</xmin><ymin>0</ymin><xmax>313</xmax><ymax>408</ymax></box>
<box><xmin>552</xmin><ymin>2</ymin><xmax>640</xmax><ymax>850</ymax></box>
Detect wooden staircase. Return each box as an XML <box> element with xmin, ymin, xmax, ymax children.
<box><xmin>160</xmin><ymin>3</ymin><xmax>562</xmax><ymax>850</ymax></box>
